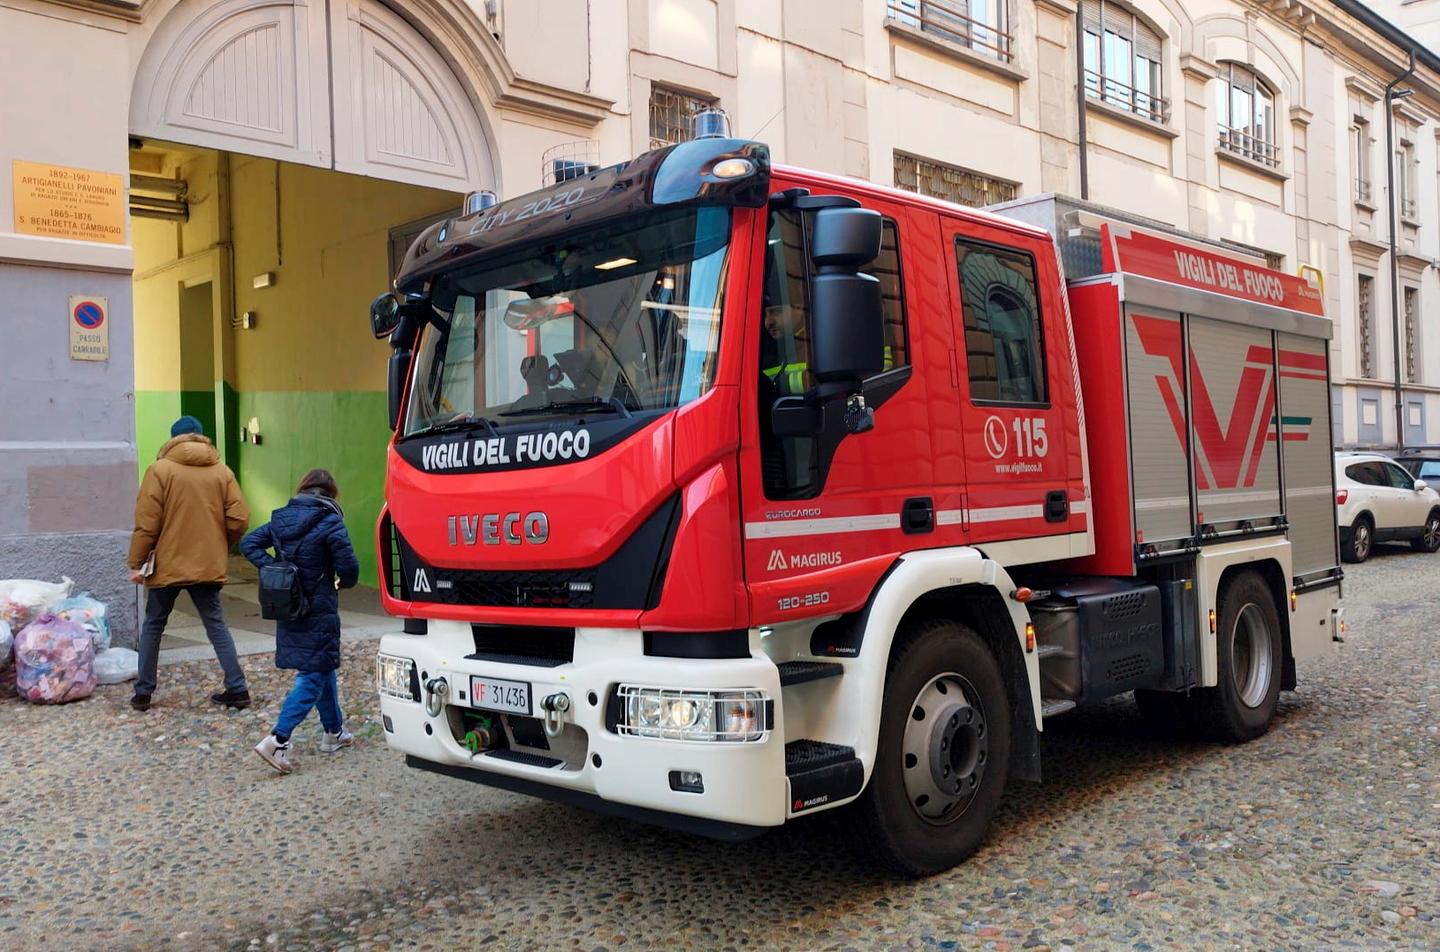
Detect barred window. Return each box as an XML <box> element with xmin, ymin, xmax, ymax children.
<box><xmin>648</xmin><ymin>85</ymin><xmax>716</xmax><ymax>151</ymax></box>
<box><xmin>1358</xmin><ymin>273</ymin><xmax>1375</xmax><ymax>379</ymax></box>
<box><xmin>894</xmin><ymin>152</ymin><xmax>1018</xmax><ymax>208</ymax></box>
<box><xmin>1405</xmin><ymin>286</ymin><xmax>1421</xmax><ymax>383</ymax></box>
<box><xmin>1216</xmin><ymin>62</ymin><xmax>1278</xmax><ymax>168</ymax></box>
<box><xmin>888</xmin><ymin>0</ymin><xmax>1014</xmax><ymax>63</ymax></box>
<box><xmin>1082</xmin><ymin>1</ymin><xmax>1165</xmax><ymax>123</ymax></box>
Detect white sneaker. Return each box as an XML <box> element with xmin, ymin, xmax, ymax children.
<box><xmin>319</xmin><ymin>728</ymin><xmax>353</xmax><ymax>753</ymax></box>
<box><xmin>254</xmin><ymin>734</ymin><xmax>294</xmax><ymax>774</ymax></box>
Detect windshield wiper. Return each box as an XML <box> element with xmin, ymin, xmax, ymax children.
<box><xmin>408</xmin><ymin>415</ymin><xmax>502</xmax><ymax>439</ymax></box>
<box><xmin>499</xmin><ymin>397</ymin><xmax>635</xmax><ymax>419</ymax></box>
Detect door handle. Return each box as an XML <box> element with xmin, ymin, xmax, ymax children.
<box><xmin>902</xmin><ymin>497</ymin><xmax>934</xmax><ymax>534</ymax></box>
<box><xmin>1044</xmin><ymin>490</ymin><xmax>1068</xmax><ymax>523</ymax></box>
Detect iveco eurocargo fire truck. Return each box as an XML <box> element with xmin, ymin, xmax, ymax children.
<box><xmin>368</xmin><ymin>134</ymin><xmax>1343</xmax><ymax>875</ymax></box>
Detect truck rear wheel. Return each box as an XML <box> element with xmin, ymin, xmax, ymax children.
<box><xmin>854</xmin><ymin>618</ymin><xmax>1011</xmax><ymax>876</ymax></box>
<box><xmin>1193</xmin><ymin>571</ymin><xmax>1283</xmax><ymax>742</ymax></box>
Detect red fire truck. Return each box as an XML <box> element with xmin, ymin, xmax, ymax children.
<box><xmin>368</xmin><ymin>136</ymin><xmax>1342</xmax><ymax>874</ymax></box>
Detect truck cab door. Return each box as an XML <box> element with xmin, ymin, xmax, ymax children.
<box><xmin>739</xmin><ymin>193</ymin><xmax>933</xmax><ymax>626</ymax></box>
<box><xmin>939</xmin><ymin>219</ymin><xmax>1085</xmax><ymax>556</ymax></box>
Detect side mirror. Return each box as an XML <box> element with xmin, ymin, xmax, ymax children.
<box><xmin>371</xmin><ymin>291</ymin><xmax>403</xmax><ymax>339</ymax></box>
<box><xmin>1415</xmin><ymin>479</ymin><xmax>1427</xmax><ymax>492</ymax></box>
<box><xmin>807</xmin><ymin>207</ymin><xmax>885</xmax><ymax>389</ymax></box>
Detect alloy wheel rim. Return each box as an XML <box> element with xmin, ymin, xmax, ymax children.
<box><xmin>1230</xmin><ymin>602</ymin><xmax>1274</xmax><ymax>708</ymax></box>
<box><xmin>901</xmin><ymin>672</ymin><xmax>988</xmax><ymax>824</ymax></box>
<box><xmin>1427</xmin><ymin>517</ymin><xmax>1440</xmax><ymax>549</ymax></box>
<box><xmin>1355</xmin><ymin>524</ymin><xmax>1371</xmax><ymax>558</ymax></box>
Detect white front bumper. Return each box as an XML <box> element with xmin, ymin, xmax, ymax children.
<box><xmin>377</xmin><ymin>622</ymin><xmax>788</xmax><ymax>829</ymax></box>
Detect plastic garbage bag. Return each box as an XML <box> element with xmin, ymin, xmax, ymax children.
<box><xmin>56</xmin><ymin>593</ymin><xmax>111</xmax><ymax>653</ymax></box>
<box><xmin>93</xmin><ymin>646</ymin><xmax>139</xmax><ymax>685</ymax></box>
<box><xmin>0</xmin><ymin>620</ymin><xmax>13</xmax><ymax>697</ymax></box>
<box><xmin>0</xmin><ymin>577</ymin><xmax>74</xmax><ymax>633</ymax></box>
<box><xmin>14</xmin><ymin>613</ymin><xmax>96</xmax><ymax>704</ymax></box>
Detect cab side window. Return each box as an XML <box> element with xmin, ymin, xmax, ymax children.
<box><xmin>954</xmin><ymin>238</ymin><xmax>1047</xmax><ymax>404</ymax></box>
<box><xmin>758</xmin><ymin>209</ymin><xmax>909</xmax><ymax>500</ymax></box>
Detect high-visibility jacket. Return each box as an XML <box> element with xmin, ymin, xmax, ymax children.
<box><xmin>762</xmin><ymin>346</ymin><xmax>893</xmax><ymax>396</ymax></box>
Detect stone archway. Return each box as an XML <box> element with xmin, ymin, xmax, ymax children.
<box><xmin>129</xmin><ymin>0</ymin><xmax>499</xmax><ymax>193</ymax></box>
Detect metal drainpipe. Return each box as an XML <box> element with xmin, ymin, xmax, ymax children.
<box><xmin>1385</xmin><ymin>48</ymin><xmax>1417</xmax><ymax>449</ymax></box>
<box><xmin>1076</xmin><ymin>3</ymin><xmax>1090</xmax><ymax>200</ymax></box>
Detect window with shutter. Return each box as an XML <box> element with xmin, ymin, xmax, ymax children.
<box><xmin>1081</xmin><ymin>1</ymin><xmax>1166</xmax><ymax>123</ymax></box>
<box><xmin>883</xmin><ymin>0</ymin><xmax>1014</xmax><ymax>63</ymax></box>
<box><xmin>1216</xmin><ymin>62</ymin><xmax>1279</xmax><ymax>167</ymax></box>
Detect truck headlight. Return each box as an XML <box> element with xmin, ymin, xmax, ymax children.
<box><xmin>377</xmin><ymin>653</ymin><xmax>420</xmax><ymax>701</ymax></box>
<box><xmin>617</xmin><ymin>686</ymin><xmax>769</xmax><ymax>742</ymax></box>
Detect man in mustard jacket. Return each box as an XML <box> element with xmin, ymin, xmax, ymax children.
<box><xmin>127</xmin><ymin>416</ymin><xmax>251</xmax><ymax>712</ymax></box>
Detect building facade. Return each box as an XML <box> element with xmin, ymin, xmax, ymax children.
<box><xmin>0</xmin><ymin>0</ymin><xmax>1436</xmax><ymax>643</ymax></box>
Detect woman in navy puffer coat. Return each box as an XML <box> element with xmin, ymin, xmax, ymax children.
<box><xmin>241</xmin><ymin>469</ymin><xmax>360</xmax><ymax>775</ymax></box>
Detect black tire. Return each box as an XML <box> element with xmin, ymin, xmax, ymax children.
<box><xmin>854</xmin><ymin>618</ymin><xmax>1011</xmax><ymax>876</ymax></box>
<box><xmin>1191</xmin><ymin>571</ymin><xmax>1283</xmax><ymax>743</ymax></box>
<box><xmin>1341</xmin><ymin>516</ymin><xmax>1373</xmax><ymax>563</ymax></box>
<box><xmin>1410</xmin><ymin>510</ymin><xmax>1440</xmax><ymax>553</ymax></box>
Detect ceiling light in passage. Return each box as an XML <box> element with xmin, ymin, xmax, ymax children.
<box><xmin>595</xmin><ymin>257</ymin><xmax>637</xmax><ymax>271</ymax></box>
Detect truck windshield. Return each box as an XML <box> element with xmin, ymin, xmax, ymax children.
<box><xmin>403</xmin><ymin>206</ymin><xmax>731</xmax><ymax>437</ymax></box>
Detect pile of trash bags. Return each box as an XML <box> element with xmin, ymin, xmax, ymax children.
<box><xmin>0</xmin><ymin>578</ymin><xmax>137</xmax><ymax>703</ymax></box>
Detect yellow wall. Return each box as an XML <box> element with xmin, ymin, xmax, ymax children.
<box><xmin>229</xmin><ymin>158</ymin><xmax>456</xmax><ymax>393</ymax></box>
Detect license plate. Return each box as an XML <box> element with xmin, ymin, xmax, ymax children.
<box><xmin>470</xmin><ymin>675</ymin><xmax>532</xmax><ymax>715</ymax></box>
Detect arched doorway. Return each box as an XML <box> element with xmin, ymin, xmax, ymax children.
<box><xmin>129</xmin><ymin>0</ymin><xmax>499</xmax><ymax>193</ymax></box>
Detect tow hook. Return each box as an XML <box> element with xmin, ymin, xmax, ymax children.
<box><xmin>424</xmin><ymin>676</ymin><xmax>449</xmax><ymax>717</ymax></box>
<box><xmin>541</xmin><ymin>692</ymin><xmax>572</xmax><ymax>738</ymax></box>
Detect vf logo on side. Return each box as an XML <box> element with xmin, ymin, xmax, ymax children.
<box><xmin>982</xmin><ymin>415</ymin><xmax>1008</xmax><ymax>459</ymax></box>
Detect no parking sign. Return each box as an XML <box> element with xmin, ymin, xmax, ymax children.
<box><xmin>68</xmin><ymin>295</ymin><xmax>108</xmax><ymax>361</ymax></box>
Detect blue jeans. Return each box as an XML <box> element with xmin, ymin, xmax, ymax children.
<box><xmin>273</xmin><ymin>670</ymin><xmax>343</xmax><ymax>740</ymax></box>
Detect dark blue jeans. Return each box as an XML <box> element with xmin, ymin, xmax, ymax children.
<box><xmin>274</xmin><ymin>669</ymin><xmax>343</xmax><ymax>740</ymax></box>
<box><xmin>135</xmin><ymin>585</ymin><xmax>247</xmax><ymax>696</ymax></box>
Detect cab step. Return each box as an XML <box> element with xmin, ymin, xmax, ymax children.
<box><xmin>1040</xmin><ymin>697</ymin><xmax>1077</xmax><ymax>718</ymax></box>
<box><xmin>785</xmin><ymin>740</ymin><xmax>863</xmax><ymax>814</ymax></box>
<box><xmin>777</xmin><ymin>660</ymin><xmax>844</xmax><ymax>687</ymax></box>
<box><xmin>1035</xmin><ymin>644</ymin><xmax>1065</xmax><ymax>660</ymax></box>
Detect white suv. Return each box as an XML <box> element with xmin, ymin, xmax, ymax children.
<box><xmin>1335</xmin><ymin>452</ymin><xmax>1440</xmax><ymax>562</ymax></box>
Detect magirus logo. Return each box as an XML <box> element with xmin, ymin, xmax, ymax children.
<box><xmin>767</xmin><ymin>548</ymin><xmax>842</xmax><ymax>571</ymax></box>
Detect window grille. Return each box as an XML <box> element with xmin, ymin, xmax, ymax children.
<box><xmin>648</xmin><ymin>85</ymin><xmax>716</xmax><ymax>151</ymax></box>
<box><xmin>893</xmin><ymin>152</ymin><xmax>1017</xmax><ymax>207</ymax></box>
<box><xmin>1358</xmin><ymin>274</ymin><xmax>1375</xmax><ymax>379</ymax></box>
<box><xmin>1405</xmin><ymin>286</ymin><xmax>1421</xmax><ymax>383</ymax></box>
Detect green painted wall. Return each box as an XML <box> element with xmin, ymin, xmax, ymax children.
<box><xmin>236</xmin><ymin>390</ymin><xmax>388</xmax><ymax>586</ymax></box>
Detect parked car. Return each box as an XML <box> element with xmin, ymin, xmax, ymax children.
<box><xmin>1335</xmin><ymin>452</ymin><xmax>1440</xmax><ymax>562</ymax></box>
<box><xmin>1395</xmin><ymin>448</ymin><xmax>1440</xmax><ymax>492</ymax></box>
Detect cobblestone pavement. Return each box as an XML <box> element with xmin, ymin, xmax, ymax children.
<box><xmin>2</xmin><ymin>548</ymin><xmax>1437</xmax><ymax>952</ymax></box>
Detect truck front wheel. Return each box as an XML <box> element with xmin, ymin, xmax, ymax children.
<box><xmin>1194</xmin><ymin>571</ymin><xmax>1283</xmax><ymax>742</ymax></box>
<box><xmin>855</xmin><ymin>618</ymin><xmax>1011</xmax><ymax>876</ymax></box>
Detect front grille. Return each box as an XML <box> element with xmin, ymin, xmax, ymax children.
<box><xmin>469</xmin><ymin>625</ymin><xmax>575</xmax><ymax>667</ymax></box>
<box><xmin>381</xmin><ymin>514</ymin><xmax>402</xmax><ymax>599</ymax></box>
<box><xmin>448</xmin><ymin>569</ymin><xmax>597</xmax><ymax>609</ymax></box>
